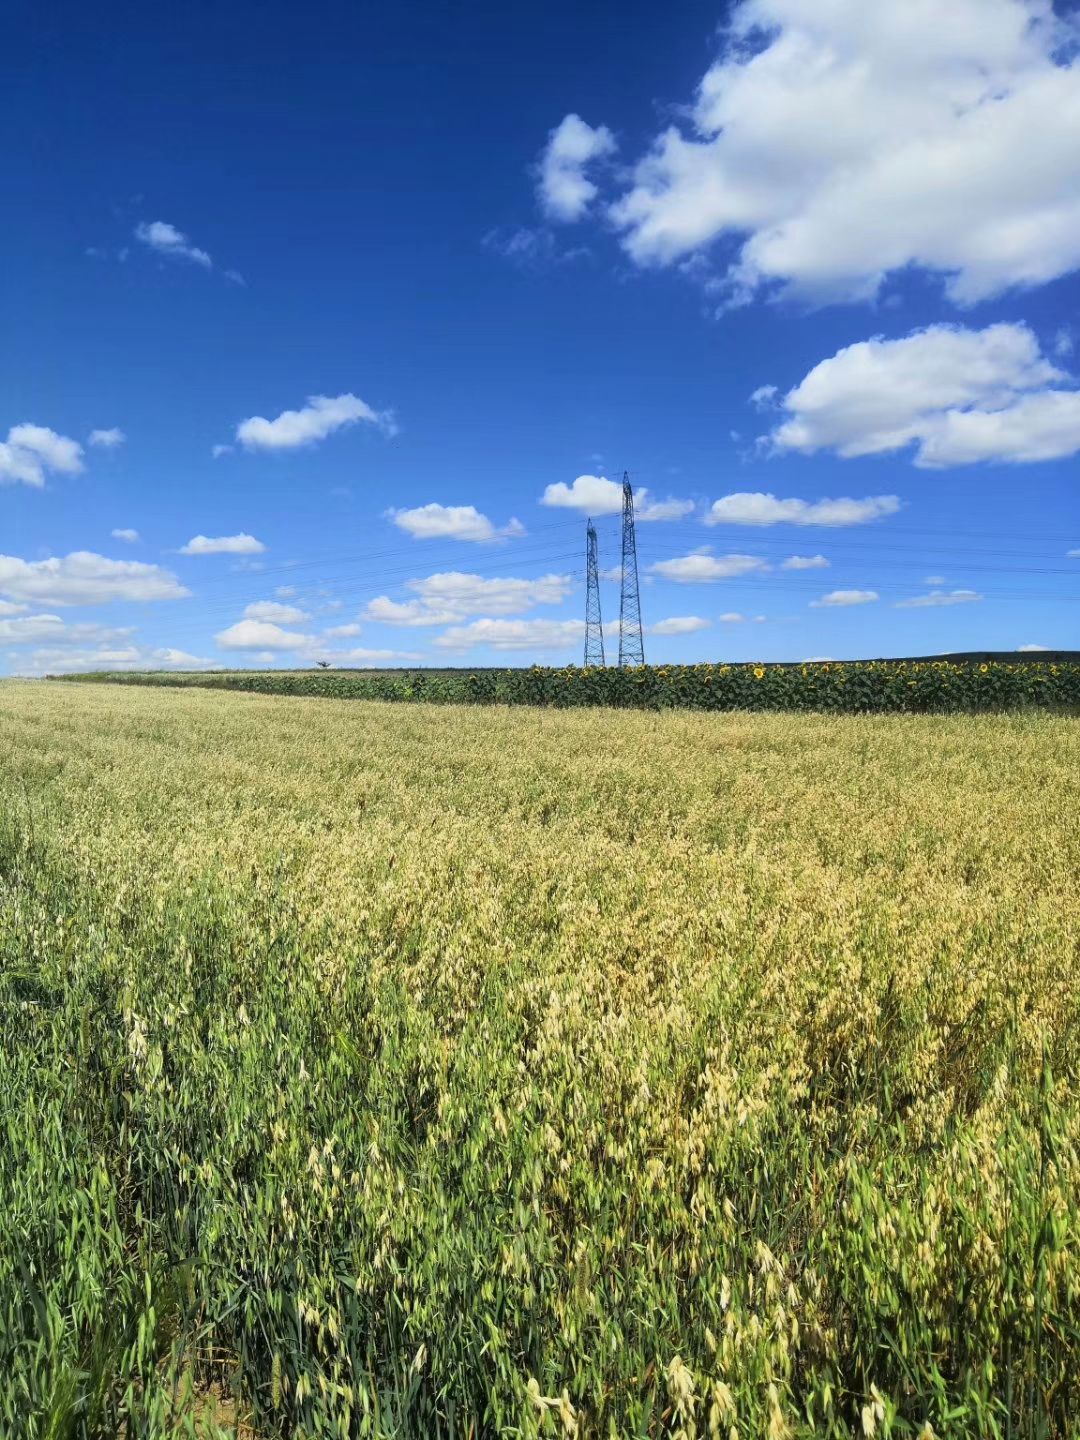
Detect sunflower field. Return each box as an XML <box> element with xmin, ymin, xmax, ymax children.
<box><xmin>1</xmin><ymin>681</ymin><xmax>1078</xmax><ymax>1438</ymax></box>
<box><xmin>53</xmin><ymin>657</ymin><xmax>1080</xmax><ymax>714</ymax></box>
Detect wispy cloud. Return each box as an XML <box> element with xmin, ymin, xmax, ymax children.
<box><xmin>88</xmin><ymin>427</ymin><xmax>126</xmax><ymax>449</ymax></box>
<box><xmin>809</xmin><ymin>590</ymin><xmax>878</xmax><ymax>608</ymax></box>
<box><xmin>135</xmin><ymin>220</ymin><xmax>212</xmax><ymax>269</ymax></box>
<box><xmin>235</xmin><ymin>393</ymin><xmax>396</xmax><ymax>451</ymax></box>
<box><xmin>894</xmin><ymin>589</ymin><xmax>983</xmax><ymax>608</ymax></box>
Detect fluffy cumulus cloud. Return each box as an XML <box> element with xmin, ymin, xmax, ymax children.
<box><xmin>0</xmin><ymin>423</ymin><xmax>84</xmax><ymax>487</ymax></box>
<box><xmin>388</xmin><ymin>504</ymin><xmax>525</xmax><ymax>543</ymax></box>
<box><xmin>365</xmin><ymin>571</ymin><xmax>571</xmax><ymax>625</ymax></box>
<box><xmin>650</xmin><ymin>549</ymin><xmax>769</xmax><ymax>583</ymax></box>
<box><xmin>0</xmin><ymin>552</ymin><xmax>188</xmax><ymax>606</ymax></box>
<box><xmin>539</xmin><ymin>114</ymin><xmax>618</xmax><ymax>222</ymax></box>
<box><xmin>89</xmin><ymin>428</ymin><xmax>125</xmax><ymax>448</ymax></box>
<box><xmin>434</xmin><ymin>617</ymin><xmax>585</xmax><ymax>652</ymax></box>
<box><xmin>111</xmin><ymin>528</ymin><xmax>139</xmax><ymax>543</ymax></box>
<box><xmin>243</xmin><ymin>600</ymin><xmax>311</xmax><ymax>624</ymax></box>
<box><xmin>605</xmin><ymin>0</ymin><xmax>1080</xmax><ymax>307</ymax></box>
<box><xmin>0</xmin><ymin>614</ymin><xmax>133</xmax><ymax>646</ymax></box>
<box><xmin>894</xmin><ymin>588</ymin><xmax>983</xmax><ymax>608</ymax></box>
<box><xmin>180</xmin><ymin>533</ymin><xmax>266</xmax><ymax>556</ymax></box>
<box><xmin>764</xmin><ymin>323</ymin><xmax>1080</xmax><ymax>467</ymax></box>
<box><xmin>235</xmin><ymin>394</ymin><xmax>396</xmax><ymax>450</ymax></box>
<box><xmin>214</xmin><ymin>615</ymin><xmax>420</xmax><ymax>665</ymax></box>
<box><xmin>648</xmin><ymin>615</ymin><xmax>711</xmax><ymax>635</ymax></box>
<box><xmin>782</xmin><ymin>554</ymin><xmax>830</xmax><ymax>569</ymax></box>
<box><xmin>707</xmin><ymin>492</ymin><xmax>900</xmax><ymax>526</ymax></box>
<box><xmin>215</xmin><ymin>619</ymin><xmax>311</xmax><ymax>651</ymax></box>
<box><xmin>134</xmin><ymin>221</ymin><xmax>212</xmax><ymax>268</ymax></box>
<box><xmin>809</xmin><ymin>589</ymin><xmax>879</xmax><ymax>607</ymax></box>
<box><xmin>13</xmin><ymin>645</ymin><xmax>215</xmax><ymax>678</ymax></box>
<box><xmin>364</xmin><ymin>597</ymin><xmax>455</xmax><ymax>626</ymax></box>
<box><xmin>540</xmin><ymin>474</ymin><xmax>693</xmax><ymax>520</ymax></box>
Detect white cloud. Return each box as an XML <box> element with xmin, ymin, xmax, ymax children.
<box><xmin>924</xmin><ymin>575</ymin><xmax>946</xmax><ymax>585</ymax></box>
<box><xmin>1068</xmin><ymin>549</ymin><xmax>1080</xmax><ymax>558</ymax></box>
<box><xmin>0</xmin><ymin>601</ymin><xmax>28</xmax><ymax>617</ymax></box>
<box><xmin>542</xmin><ymin>474</ymin><xmax>623</xmax><ymax>513</ymax></box>
<box><xmin>180</xmin><ymin>533</ymin><xmax>266</xmax><ymax>556</ymax></box>
<box><xmin>0</xmin><ymin>423</ymin><xmax>84</xmax><ymax>487</ymax></box>
<box><xmin>482</xmin><ymin>226</ymin><xmax>590</xmax><ymax>270</ymax></box>
<box><xmin>781</xmin><ymin>554</ymin><xmax>830</xmax><ymax>569</ymax></box>
<box><xmin>0</xmin><ymin>552</ymin><xmax>188</xmax><ymax>606</ymax></box>
<box><xmin>236</xmin><ymin>393</ymin><xmax>395</xmax><ymax>450</ymax></box>
<box><xmin>707</xmin><ymin>492</ymin><xmax>900</xmax><ymax>526</ymax></box>
<box><xmin>316</xmin><ymin>646</ymin><xmax>422</xmax><ymax>664</ymax></box>
<box><xmin>435</xmin><ymin>617</ymin><xmax>585</xmax><ymax>652</ymax></box>
<box><xmin>419</xmin><ymin>571</ymin><xmax>567</xmax><ymax>615</ymax></box>
<box><xmin>111</xmin><ymin>528</ymin><xmax>140</xmax><ymax>543</ymax></box>
<box><xmin>216</xmin><ymin>619</ymin><xmax>312</xmax><ymax>651</ymax></box>
<box><xmin>719</xmin><ymin>612</ymin><xmax>746</xmax><ymax>623</ymax></box>
<box><xmin>275</xmin><ymin>585</ymin><xmax>298</xmax><ymax>597</ymax></box>
<box><xmin>638</xmin><ymin>496</ymin><xmax>696</xmax><ymax>521</ymax></box>
<box><xmin>1017</xmin><ymin>643</ymin><xmax>1050</xmax><ymax>651</ymax></box>
<box><xmin>894</xmin><ymin>588</ymin><xmax>983</xmax><ymax>608</ymax></box>
<box><xmin>388</xmin><ymin>504</ymin><xmax>525</xmax><ymax>543</ymax></box>
<box><xmin>606</xmin><ymin>0</ymin><xmax>1080</xmax><ymax>307</ymax></box>
<box><xmin>135</xmin><ymin>220</ymin><xmax>212</xmax><ymax>268</ymax></box>
<box><xmin>539</xmin><ymin>114</ymin><xmax>618</xmax><ymax>222</ymax></box>
<box><xmin>365</xmin><ymin>571</ymin><xmax>571</xmax><ymax>626</ymax></box>
<box><xmin>14</xmin><ymin>644</ymin><xmax>214</xmax><ymax>677</ymax></box>
<box><xmin>809</xmin><ymin>589</ymin><xmax>879</xmax><ymax>607</ymax></box>
<box><xmin>650</xmin><ymin>549</ymin><xmax>769</xmax><ymax>583</ymax></box>
<box><xmin>212</xmin><ymin>444</ymin><xmax>234</xmax><ymax>459</ymax></box>
<box><xmin>243</xmin><ymin>600</ymin><xmax>311</xmax><ymax>624</ymax></box>
<box><xmin>540</xmin><ymin>474</ymin><xmax>692</xmax><ymax>520</ymax></box>
<box><xmin>364</xmin><ymin>597</ymin><xmax>456</xmax><ymax>627</ymax></box>
<box><xmin>649</xmin><ymin>615</ymin><xmax>711</xmax><ymax>635</ymax></box>
<box><xmin>0</xmin><ymin>614</ymin><xmax>133</xmax><ymax>646</ymax></box>
<box><xmin>764</xmin><ymin>322</ymin><xmax>1080</xmax><ymax>467</ymax></box>
<box><xmin>213</xmin><ymin>615</ymin><xmax>420</xmax><ymax>664</ymax></box>
<box><xmin>89</xmin><ymin>427</ymin><xmax>125</xmax><ymax>448</ymax></box>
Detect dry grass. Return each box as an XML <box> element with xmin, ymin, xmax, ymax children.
<box><xmin>1</xmin><ymin>681</ymin><xmax>1078</xmax><ymax>1437</ymax></box>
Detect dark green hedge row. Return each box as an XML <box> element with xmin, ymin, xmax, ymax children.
<box><xmin>54</xmin><ymin>659</ymin><xmax>1080</xmax><ymax>713</ymax></box>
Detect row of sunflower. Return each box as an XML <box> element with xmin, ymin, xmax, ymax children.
<box><xmin>56</xmin><ymin>657</ymin><xmax>1080</xmax><ymax>712</ymax></box>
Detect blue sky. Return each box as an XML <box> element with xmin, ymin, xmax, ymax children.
<box><xmin>3</xmin><ymin>0</ymin><xmax>1078</xmax><ymax>674</ymax></box>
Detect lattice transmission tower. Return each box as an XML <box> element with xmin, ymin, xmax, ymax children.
<box><xmin>618</xmin><ymin>471</ymin><xmax>645</xmax><ymax>667</ymax></box>
<box><xmin>583</xmin><ymin>518</ymin><xmax>605</xmax><ymax>667</ymax></box>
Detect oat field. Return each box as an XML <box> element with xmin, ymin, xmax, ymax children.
<box><xmin>1</xmin><ymin>681</ymin><xmax>1078</xmax><ymax>1438</ymax></box>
